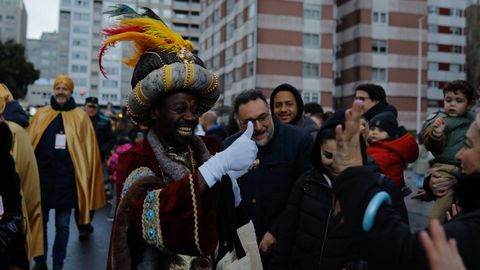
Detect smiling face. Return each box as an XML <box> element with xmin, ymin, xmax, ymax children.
<box><xmin>54</xmin><ymin>82</ymin><xmax>72</xmax><ymax>106</ymax></box>
<box><xmin>443</xmin><ymin>91</ymin><xmax>471</xmax><ymax>117</ymax></box>
<box><xmin>237</xmin><ymin>98</ymin><xmax>274</xmax><ymax>146</ymax></box>
<box><xmin>455</xmin><ymin>123</ymin><xmax>480</xmax><ymax>175</ymax></box>
<box><xmin>273</xmin><ymin>91</ymin><xmax>298</xmax><ymax>124</ymax></box>
<box><xmin>150</xmin><ymin>92</ymin><xmax>200</xmax><ymax>148</ymax></box>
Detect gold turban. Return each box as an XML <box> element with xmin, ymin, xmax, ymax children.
<box><xmin>53</xmin><ymin>74</ymin><xmax>74</xmax><ymax>93</ymax></box>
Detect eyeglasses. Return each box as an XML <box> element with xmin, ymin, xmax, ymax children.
<box><xmin>238</xmin><ymin>112</ymin><xmax>270</xmax><ymax>127</ymax></box>
<box><xmin>354</xmin><ymin>96</ymin><xmax>370</xmax><ymax>101</ymax></box>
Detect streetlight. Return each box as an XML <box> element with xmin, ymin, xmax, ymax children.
<box><xmin>417</xmin><ymin>15</ymin><xmax>426</xmax><ymax>134</ymax></box>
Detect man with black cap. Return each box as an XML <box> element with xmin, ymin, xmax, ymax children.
<box><xmin>75</xmin><ymin>97</ymin><xmax>115</xmax><ymax>240</ymax></box>
<box><xmin>84</xmin><ymin>96</ymin><xmax>116</xmax><ymax>161</ymax></box>
<box><xmin>270</xmin><ymin>83</ymin><xmax>319</xmax><ymax>138</ymax></box>
<box><xmin>99</xmin><ymin>6</ymin><xmax>258</xmax><ymax>269</ymax></box>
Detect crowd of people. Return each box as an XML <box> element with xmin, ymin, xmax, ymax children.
<box><xmin>1</xmin><ymin>6</ymin><xmax>480</xmax><ymax>270</ymax></box>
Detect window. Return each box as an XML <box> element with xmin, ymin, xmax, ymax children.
<box><xmin>302</xmin><ymin>90</ymin><xmax>320</xmax><ymax>103</ymax></box>
<box><xmin>451</xmin><ymin>27</ymin><xmax>461</xmax><ymax>35</ymax></box>
<box><xmin>372</xmin><ymin>39</ymin><xmax>387</xmax><ymax>53</ymax></box>
<box><xmin>428</xmin><ymin>81</ymin><xmax>439</xmax><ymax>88</ymax></box>
<box><xmin>247</xmin><ymin>33</ymin><xmax>255</xmax><ymax>48</ymax></box>
<box><xmin>213</xmin><ymin>8</ymin><xmax>221</xmax><ymax>23</ymax></box>
<box><xmin>71</xmin><ymin>65</ymin><xmax>87</xmax><ymax>73</ymax></box>
<box><xmin>235</xmin><ymin>40</ymin><xmax>243</xmax><ymax>54</ymax></box>
<box><xmin>303</xmin><ymin>33</ymin><xmax>320</xmax><ymax>48</ymax></box>
<box><xmin>304</xmin><ymin>4</ymin><xmax>320</xmax><ymax>20</ymax></box>
<box><xmin>6</xmin><ymin>15</ymin><xmax>15</xmax><ymax>20</ymax></box>
<box><xmin>74</xmin><ymin>78</ymin><xmax>87</xmax><ymax>86</ymax></box>
<box><xmin>235</xmin><ymin>67</ymin><xmax>242</xmax><ymax>81</ymax></box>
<box><xmin>450</xmin><ymin>64</ymin><xmax>460</xmax><ymax>72</ymax></box>
<box><xmin>73</xmin><ymin>12</ymin><xmax>89</xmax><ymax>21</ymax></box>
<box><xmin>248</xmin><ymin>3</ymin><xmax>256</xmax><ymax>19</ymax></box>
<box><xmin>213</xmin><ymin>31</ymin><xmax>221</xmax><ymax>46</ymax></box>
<box><xmin>226</xmin><ymin>21</ymin><xmax>234</xmax><ymax>40</ymax></box>
<box><xmin>102</xmin><ymin>80</ymin><xmax>118</xmax><ymax>88</ymax></box>
<box><xmin>247</xmin><ymin>62</ymin><xmax>254</xmax><ymax>77</ymax></box>
<box><xmin>428</xmin><ymin>6</ymin><xmax>439</xmax><ymax>14</ymax></box>
<box><xmin>372</xmin><ymin>68</ymin><xmax>387</xmax><ymax>82</ymax></box>
<box><xmin>73</xmin><ymin>25</ymin><xmax>89</xmax><ymax>34</ymax></box>
<box><xmin>72</xmin><ymin>38</ymin><xmax>88</xmax><ymax>47</ymax></box>
<box><xmin>373</xmin><ymin>12</ymin><xmax>387</xmax><ymax>24</ymax></box>
<box><xmin>303</xmin><ymin>63</ymin><xmax>319</xmax><ymax>77</ymax></box>
<box><xmin>428</xmin><ymin>62</ymin><xmax>438</xmax><ymax>71</ymax></box>
<box><xmin>104</xmin><ymin>67</ymin><xmax>119</xmax><ymax>75</ymax></box>
<box><xmin>451</xmin><ymin>9</ymin><xmax>462</xmax><ymax>17</ymax></box>
<box><xmin>428</xmin><ymin>25</ymin><xmax>438</xmax><ymax>33</ymax></box>
<box><xmin>224</xmin><ymin>72</ymin><xmax>233</xmax><ymax>89</ymax></box>
<box><xmin>451</xmin><ymin>46</ymin><xmax>462</xmax><ymax>53</ymax></box>
<box><xmin>226</xmin><ymin>0</ymin><xmax>234</xmax><ymax>15</ymax></box>
<box><xmin>72</xmin><ymin>51</ymin><xmax>88</xmax><ymax>59</ymax></box>
<box><xmin>213</xmin><ymin>54</ymin><xmax>220</xmax><ymax>69</ymax></box>
<box><xmin>225</xmin><ymin>46</ymin><xmax>234</xmax><ymax>65</ymax></box>
<box><xmin>236</xmin><ymin>13</ymin><xmax>243</xmax><ymax>28</ymax></box>
<box><xmin>429</xmin><ymin>44</ymin><xmax>438</xmax><ymax>52</ymax></box>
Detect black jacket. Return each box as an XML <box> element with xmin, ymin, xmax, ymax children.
<box><xmin>270</xmin><ymin>167</ymin><xmax>408</xmax><ymax>270</ymax></box>
<box><xmin>222</xmin><ymin>121</ymin><xmax>313</xmax><ymax>240</ymax></box>
<box><xmin>333</xmin><ymin>167</ymin><xmax>480</xmax><ymax>270</ymax></box>
<box><xmin>91</xmin><ymin>113</ymin><xmax>116</xmax><ymax>160</ymax></box>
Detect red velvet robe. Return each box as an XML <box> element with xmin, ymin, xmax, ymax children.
<box><xmin>108</xmin><ymin>136</ymin><xmax>221</xmax><ymax>269</ymax></box>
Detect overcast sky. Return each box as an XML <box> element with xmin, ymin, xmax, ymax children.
<box><xmin>24</xmin><ymin>0</ymin><xmax>60</xmax><ymax>39</ymax></box>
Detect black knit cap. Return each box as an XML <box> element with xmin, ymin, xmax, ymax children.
<box><xmin>368</xmin><ymin>111</ymin><xmax>398</xmax><ymax>138</ymax></box>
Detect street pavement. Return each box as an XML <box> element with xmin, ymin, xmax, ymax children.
<box><xmin>43</xmin><ymin>204</ymin><xmax>113</xmax><ymax>270</ymax></box>
<box><xmin>404</xmin><ymin>170</ymin><xmax>434</xmax><ymax>232</ymax></box>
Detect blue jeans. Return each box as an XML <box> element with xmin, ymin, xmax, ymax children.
<box><xmin>34</xmin><ymin>208</ymin><xmax>72</xmax><ymax>267</ymax></box>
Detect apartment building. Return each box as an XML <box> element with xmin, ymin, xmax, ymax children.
<box><xmin>199</xmin><ymin>0</ymin><xmax>335</xmax><ymax>108</ymax></box>
<box><xmin>427</xmin><ymin>0</ymin><xmax>471</xmax><ymax>114</ymax></box>
<box><xmin>0</xmin><ymin>0</ymin><xmax>27</xmax><ymax>45</ymax></box>
<box><xmin>334</xmin><ymin>0</ymin><xmax>428</xmax><ymax>130</ymax></box>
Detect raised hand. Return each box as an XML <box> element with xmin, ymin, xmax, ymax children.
<box><xmin>199</xmin><ymin>121</ymin><xmax>258</xmax><ymax>187</ymax></box>
<box><xmin>332</xmin><ymin>100</ymin><xmax>364</xmax><ymax>175</ymax></box>
<box><xmin>419</xmin><ymin>219</ymin><xmax>466</xmax><ymax>270</ymax></box>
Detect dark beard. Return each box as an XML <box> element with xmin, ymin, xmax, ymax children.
<box><xmin>454</xmin><ymin>172</ymin><xmax>480</xmax><ymax>211</ymax></box>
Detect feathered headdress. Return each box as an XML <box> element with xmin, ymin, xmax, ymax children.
<box><xmin>99</xmin><ymin>4</ymin><xmax>194</xmax><ymax>78</ymax></box>
<box><xmin>99</xmin><ymin>5</ymin><xmax>219</xmax><ymax>125</ymax></box>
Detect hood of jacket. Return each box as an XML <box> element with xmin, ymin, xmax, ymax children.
<box><xmin>270</xmin><ymin>83</ymin><xmax>304</xmax><ymax>124</ymax></box>
<box><xmin>369</xmin><ymin>133</ymin><xmax>419</xmax><ymax>163</ymax></box>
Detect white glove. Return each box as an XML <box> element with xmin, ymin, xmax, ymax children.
<box><xmin>199</xmin><ymin>121</ymin><xmax>258</xmax><ymax>187</ymax></box>
<box><xmin>227</xmin><ymin>171</ymin><xmax>242</xmax><ymax>207</ymax></box>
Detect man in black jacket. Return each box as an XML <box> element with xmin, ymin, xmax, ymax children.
<box><xmin>354</xmin><ymin>83</ymin><xmax>398</xmax><ymax>121</ymax></box>
<box><xmin>270</xmin><ymin>83</ymin><xmax>319</xmax><ymax>138</ymax></box>
<box><xmin>223</xmin><ymin>89</ymin><xmax>313</xmax><ymax>267</ymax></box>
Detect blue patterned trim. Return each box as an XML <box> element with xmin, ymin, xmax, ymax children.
<box><xmin>121</xmin><ymin>167</ymin><xmax>156</xmax><ymax>199</ymax></box>
<box><xmin>142</xmin><ymin>189</ymin><xmax>168</xmax><ymax>252</ymax></box>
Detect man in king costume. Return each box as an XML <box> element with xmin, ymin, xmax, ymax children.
<box><xmin>100</xmin><ymin>5</ymin><xmax>259</xmax><ymax>270</ymax></box>
<box><xmin>0</xmin><ymin>83</ymin><xmax>44</xmax><ymax>261</ymax></box>
<box><xmin>28</xmin><ymin>74</ymin><xmax>105</xmax><ymax>270</ymax></box>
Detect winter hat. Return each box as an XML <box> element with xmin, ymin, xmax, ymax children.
<box><xmin>368</xmin><ymin>111</ymin><xmax>398</xmax><ymax>138</ymax></box>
